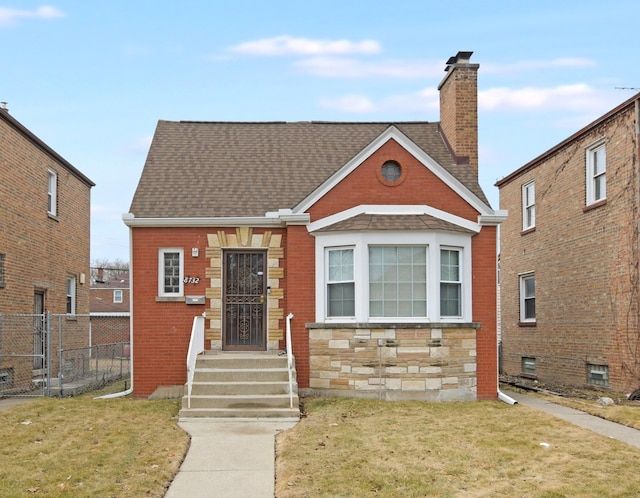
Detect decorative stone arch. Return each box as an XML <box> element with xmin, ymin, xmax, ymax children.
<box><xmin>204</xmin><ymin>227</ymin><xmax>284</xmax><ymax>350</ymax></box>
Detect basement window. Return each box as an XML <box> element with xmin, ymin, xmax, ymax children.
<box><xmin>587</xmin><ymin>364</ymin><xmax>609</xmax><ymax>387</ymax></box>
<box><xmin>521</xmin><ymin>357</ymin><xmax>536</xmax><ymax>375</ymax></box>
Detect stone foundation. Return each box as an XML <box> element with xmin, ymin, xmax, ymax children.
<box><xmin>305</xmin><ymin>323</ymin><xmax>480</xmax><ymax>401</ymax></box>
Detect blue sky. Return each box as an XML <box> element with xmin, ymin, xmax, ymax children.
<box><xmin>2</xmin><ymin>1</ymin><xmax>639</xmax><ymax>263</ymax></box>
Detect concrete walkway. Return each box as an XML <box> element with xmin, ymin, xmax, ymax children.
<box><xmin>164</xmin><ymin>419</ymin><xmax>298</xmax><ymax>498</ymax></box>
<box><xmin>504</xmin><ymin>390</ymin><xmax>640</xmax><ymax>449</ymax></box>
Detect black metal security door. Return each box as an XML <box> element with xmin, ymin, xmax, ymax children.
<box><xmin>223</xmin><ymin>250</ymin><xmax>267</xmax><ymax>350</ymax></box>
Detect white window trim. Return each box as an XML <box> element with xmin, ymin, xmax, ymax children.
<box><xmin>519</xmin><ymin>272</ymin><xmax>535</xmax><ymax>323</ymax></box>
<box><xmin>521</xmin><ymin>180</ymin><xmax>535</xmax><ymax>230</ymax></box>
<box><xmin>325</xmin><ymin>246</ymin><xmax>355</xmax><ymax>318</ymax></box>
<box><xmin>440</xmin><ymin>246</ymin><xmax>463</xmax><ymax>319</ymax></box>
<box><xmin>315</xmin><ymin>231</ymin><xmax>472</xmax><ymax>323</ymax></box>
<box><xmin>113</xmin><ymin>289</ymin><xmax>123</xmax><ymax>303</ymax></box>
<box><xmin>67</xmin><ymin>276</ymin><xmax>76</xmax><ymax>314</ymax></box>
<box><xmin>48</xmin><ymin>169</ymin><xmax>57</xmax><ymax>216</ymax></box>
<box><xmin>158</xmin><ymin>248</ymin><xmax>184</xmax><ymax>297</ymax></box>
<box><xmin>585</xmin><ymin>138</ymin><xmax>606</xmax><ymax>206</ymax></box>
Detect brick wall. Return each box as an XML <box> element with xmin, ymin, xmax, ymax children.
<box><xmin>498</xmin><ymin>102</ymin><xmax>640</xmax><ymax>393</ymax></box>
<box><xmin>0</xmin><ymin>114</ymin><xmax>92</xmax><ymax>316</ymax></box>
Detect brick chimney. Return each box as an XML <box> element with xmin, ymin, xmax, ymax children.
<box><xmin>438</xmin><ymin>51</ymin><xmax>479</xmax><ymax>176</ymax></box>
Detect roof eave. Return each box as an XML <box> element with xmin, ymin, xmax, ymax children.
<box><xmin>122</xmin><ymin>212</ymin><xmax>310</xmax><ymax>228</ymax></box>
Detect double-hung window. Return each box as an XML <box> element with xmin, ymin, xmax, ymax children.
<box><xmin>440</xmin><ymin>248</ymin><xmax>462</xmax><ymax>317</ymax></box>
<box><xmin>327</xmin><ymin>248</ymin><xmax>355</xmax><ymax>317</ymax></box>
<box><xmin>522</xmin><ymin>180</ymin><xmax>535</xmax><ymax>230</ymax></box>
<box><xmin>158</xmin><ymin>248</ymin><xmax>184</xmax><ymax>297</ymax></box>
<box><xmin>47</xmin><ymin>169</ymin><xmax>57</xmax><ymax>216</ymax></box>
<box><xmin>586</xmin><ymin>140</ymin><xmax>606</xmax><ymax>205</ymax></box>
<box><xmin>113</xmin><ymin>289</ymin><xmax>123</xmax><ymax>303</ymax></box>
<box><xmin>66</xmin><ymin>276</ymin><xmax>76</xmax><ymax>314</ymax></box>
<box><xmin>519</xmin><ymin>273</ymin><xmax>535</xmax><ymax>323</ymax></box>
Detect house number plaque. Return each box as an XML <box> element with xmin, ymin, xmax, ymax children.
<box><xmin>183</xmin><ymin>276</ymin><xmax>200</xmax><ymax>284</ymax></box>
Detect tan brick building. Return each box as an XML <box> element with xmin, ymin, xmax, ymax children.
<box><xmin>497</xmin><ymin>93</ymin><xmax>640</xmax><ymax>393</ymax></box>
<box><xmin>0</xmin><ymin>106</ymin><xmax>94</xmax><ymax>392</ymax></box>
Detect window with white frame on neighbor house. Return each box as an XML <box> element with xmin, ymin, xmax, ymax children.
<box><xmin>522</xmin><ymin>180</ymin><xmax>535</xmax><ymax>230</ymax></box>
<box><xmin>113</xmin><ymin>289</ymin><xmax>123</xmax><ymax>303</ymax></box>
<box><xmin>319</xmin><ymin>232</ymin><xmax>472</xmax><ymax>322</ymax></box>
<box><xmin>158</xmin><ymin>248</ymin><xmax>184</xmax><ymax>297</ymax></box>
<box><xmin>586</xmin><ymin>140</ymin><xmax>606</xmax><ymax>205</ymax></box>
<box><xmin>519</xmin><ymin>273</ymin><xmax>535</xmax><ymax>323</ymax></box>
<box><xmin>47</xmin><ymin>169</ymin><xmax>57</xmax><ymax>216</ymax></box>
<box><xmin>66</xmin><ymin>276</ymin><xmax>76</xmax><ymax>314</ymax></box>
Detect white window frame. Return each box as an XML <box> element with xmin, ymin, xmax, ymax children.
<box><xmin>521</xmin><ymin>180</ymin><xmax>535</xmax><ymax>230</ymax></box>
<box><xmin>48</xmin><ymin>169</ymin><xmax>57</xmax><ymax>216</ymax></box>
<box><xmin>113</xmin><ymin>289</ymin><xmax>123</xmax><ymax>303</ymax></box>
<box><xmin>66</xmin><ymin>276</ymin><xmax>76</xmax><ymax>314</ymax></box>
<box><xmin>326</xmin><ymin>247</ymin><xmax>355</xmax><ymax>318</ymax></box>
<box><xmin>440</xmin><ymin>247</ymin><xmax>463</xmax><ymax>318</ymax></box>
<box><xmin>519</xmin><ymin>272</ymin><xmax>536</xmax><ymax>323</ymax></box>
<box><xmin>586</xmin><ymin>139</ymin><xmax>606</xmax><ymax>205</ymax></box>
<box><xmin>158</xmin><ymin>248</ymin><xmax>184</xmax><ymax>297</ymax></box>
<box><xmin>315</xmin><ymin>231</ymin><xmax>472</xmax><ymax>323</ymax></box>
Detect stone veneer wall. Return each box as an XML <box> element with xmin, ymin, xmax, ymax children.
<box><xmin>204</xmin><ymin>228</ymin><xmax>285</xmax><ymax>350</ymax></box>
<box><xmin>306</xmin><ymin>324</ymin><xmax>480</xmax><ymax>401</ymax></box>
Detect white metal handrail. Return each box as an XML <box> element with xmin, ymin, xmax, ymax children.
<box><xmin>286</xmin><ymin>313</ymin><xmax>294</xmax><ymax>409</ymax></box>
<box><xmin>186</xmin><ymin>314</ymin><xmax>205</xmax><ymax>409</ymax></box>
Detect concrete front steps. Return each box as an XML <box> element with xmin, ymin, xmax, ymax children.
<box><xmin>179</xmin><ymin>351</ymin><xmax>300</xmax><ymax>420</ymax></box>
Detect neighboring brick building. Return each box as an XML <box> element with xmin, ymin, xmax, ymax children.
<box><xmin>126</xmin><ymin>51</ymin><xmax>507</xmax><ymax>401</ymax></box>
<box><xmin>497</xmin><ymin>93</ymin><xmax>640</xmax><ymax>393</ymax></box>
<box><xmin>90</xmin><ymin>269</ymin><xmax>130</xmax><ymax>348</ymax></box>
<box><xmin>0</xmin><ymin>106</ymin><xmax>94</xmax><ymax>392</ymax></box>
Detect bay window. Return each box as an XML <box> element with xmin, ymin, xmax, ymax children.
<box><xmin>316</xmin><ymin>232</ymin><xmax>471</xmax><ymax>323</ymax></box>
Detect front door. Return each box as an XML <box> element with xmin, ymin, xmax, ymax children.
<box><xmin>223</xmin><ymin>250</ymin><xmax>267</xmax><ymax>350</ymax></box>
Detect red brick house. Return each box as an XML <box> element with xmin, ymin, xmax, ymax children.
<box><xmin>0</xmin><ymin>105</ymin><xmax>94</xmax><ymax>393</ymax></box>
<box><xmin>89</xmin><ymin>270</ymin><xmax>130</xmax><ymax>348</ymax></box>
<box><xmin>497</xmin><ymin>93</ymin><xmax>640</xmax><ymax>394</ymax></box>
<box><xmin>125</xmin><ymin>51</ymin><xmax>506</xmax><ymax>401</ymax></box>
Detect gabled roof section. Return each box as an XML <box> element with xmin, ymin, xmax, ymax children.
<box><xmin>0</xmin><ymin>108</ymin><xmax>95</xmax><ymax>187</ymax></box>
<box><xmin>129</xmin><ymin>121</ymin><xmax>489</xmax><ymax>219</ymax></box>
<box><xmin>295</xmin><ymin>125</ymin><xmax>491</xmax><ymax>214</ymax></box>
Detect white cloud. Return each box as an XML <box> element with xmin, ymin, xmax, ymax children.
<box><xmin>479</xmin><ymin>84</ymin><xmax>608</xmax><ymax>112</ymax></box>
<box><xmin>0</xmin><ymin>6</ymin><xmax>64</xmax><ymax>27</ymax></box>
<box><xmin>318</xmin><ymin>88</ymin><xmax>440</xmax><ymax>115</ymax></box>
<box><xmin>295</xmin><ymin>57</ymin><xmax>442</xmax><ymax>79</ymax></box>
<box><xmin>318</xmin><ymin>95</ymin><xmax>376</xmax><ymax>113</ymax></box>
<box><xmin>483</xmin><ymin>57</ymin><xmax>595</xmax><ymax>74</ymax></box>
<box><xmin>228</xmin><ymin>35</ymin><xmax>380</xmax><ymax>56</ymax></box>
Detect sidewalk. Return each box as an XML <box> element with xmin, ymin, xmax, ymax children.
<box><xmin>164</xmin><ymin>419</ymin><xmax>298</xmax><ymax>498</ymax></box>
<box><xmin>504</xmin><ymin>390</ymin><xmax>640</xmax><ymax>449</ymax></box>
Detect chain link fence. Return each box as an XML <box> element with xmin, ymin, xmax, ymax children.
<box><xmin>0</xmin><ymin>313</ymin><xmax>130</xmax><ymax>397</ymax></box>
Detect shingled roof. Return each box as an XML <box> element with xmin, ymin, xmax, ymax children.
<box><xmin>129</xmin><ymin>120</ymin><xmax>488</xmax><ymax>219</ymax></box>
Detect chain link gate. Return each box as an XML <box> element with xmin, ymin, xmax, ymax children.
<box><xmin>0</xmin><ymin>313</ymin><xmax>130</xmax><ymax>397</ymax></box>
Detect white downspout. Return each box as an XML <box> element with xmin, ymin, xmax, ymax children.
<box><xmin>97</xmin><ymin>226</ymin><xmax>134</xmax><ymax>399</ymax></box>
